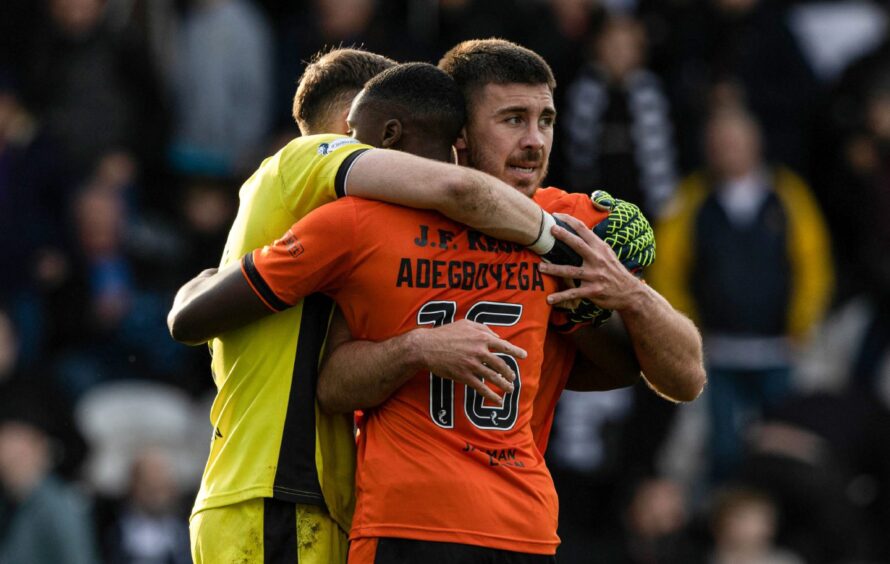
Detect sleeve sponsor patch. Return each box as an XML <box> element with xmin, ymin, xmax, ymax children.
<box><xmin>317</xmin><ymin>137</ymin><xmax>360</xmax><ymax>156</ymax></box>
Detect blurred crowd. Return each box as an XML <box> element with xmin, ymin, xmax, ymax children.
<box><xmin>0</xmin><ymin>0</ymin><xmax>888</xmax><ymax>562</ymax></box>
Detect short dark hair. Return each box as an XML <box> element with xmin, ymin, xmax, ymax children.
<box><xmin>362</xmin><ymin>62</ymin><xmax>466</xmax><ymax>143</ymax></box>
<box><xmin>292</xmin><ymin>47</ymin><xmax>397</xmax><ymax>135</ymax></box>
<box><xmin>438</xmin><ymin>39</ymin><xmax>556</xmax><ymax>108</ymax></box>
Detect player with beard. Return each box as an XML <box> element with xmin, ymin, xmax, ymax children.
<box><xmin>175</xmin><ymin>62</ymin><xmax>611</xmax><ymax>562</ymax></box>
<box><xmin>319</xmin><ymin>40</ymin><xmax>705</xmax><ymax>460</ymax></box>
<box><xmin>172</xmin><ymin>47</ymin><xmax>586</xmax><ymax>564</ymax></box>
<box><xmin>169</xmin><ymin>42</ymin><xmax>703</xmax><ymax>563</ymax></box>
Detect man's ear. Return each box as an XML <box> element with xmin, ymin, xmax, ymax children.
<box><xmin>454</xmin><ymin>126</ymin><xmax>469</xmax><ymax>165</ymax></box>
<box><xmin>454</xmin><ymin>126</ymin><xmax>468</xmax><ymax>150</ymax></box>
<box><xmin>333</xmin><ymin>106</ymin><xmax>351</xmax><ymax>136</ymax></box>
<box><xmin>381</xmin><ymin>119</ymin><xmax>403</xmax><ymax>148</ymax></box>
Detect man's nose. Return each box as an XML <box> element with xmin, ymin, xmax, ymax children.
<box><xmin>520</xmin><ymin>122</ymin><xmax>546</xmax><ymax>151</ymax></box>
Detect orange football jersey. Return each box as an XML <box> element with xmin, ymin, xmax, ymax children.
<box><xmin>530</xmin><ymin>188</ymin><xmax>603</xmax><ymax>454</ymax></box>
<box><xmin>245</xmin><ymin>195</ymin><xmax>606</xmax><ymax>554</ymax></box>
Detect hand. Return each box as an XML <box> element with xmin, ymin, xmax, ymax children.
<box><xmin>539</xmin><ymin>213</ymin><xmax>644</xmax><ymax>312</ymax></box>
<box><xmin>412</xmin><ymin>320</ymin><xmax>527</xmax><ymax>405</ymax></box>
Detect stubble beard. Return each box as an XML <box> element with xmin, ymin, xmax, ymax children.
<box><xmin>464</xmin><ymin>142</ymin><xmax>547</xmax><ymax>198</ymax></box>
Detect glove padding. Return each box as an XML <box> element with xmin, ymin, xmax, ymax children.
<box><xmin>553</xmin><ymin>191</ymin><xmax>656</xmax><ymax>333</ymax></box>
<box><xmin>590</xmin><ymin>190</ymin><xmax>655</xmax><ymax>274</ymax></box>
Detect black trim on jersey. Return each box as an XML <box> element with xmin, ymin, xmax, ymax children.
<box><xmin>272</xmin><ymin>293</ymin><xmax>334</xmax><ymax>507</ymax></box>
<box><xmin>374</xmin><ymin>538</ymin><xmax>556</xmax><ymax>564</ymax></box>
<box><xmin>242</xmin><ymin>253</ymin><xmax>292</xmax><ymax>312</ymax></box>
<box><xmin>334</xmin><ymin>148</ymin><xmax>370</xmax><ymax>198</ymax></box>
<box><xmin>263</xmin><ymin>498</ymin><xmax>298</xmax><ymax>563</ymax></box>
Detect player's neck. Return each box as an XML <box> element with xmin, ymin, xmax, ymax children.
<box><xmin>399</xmin><ymin>141</ymin><xmax>454</xmax><ymax>163</ymax></box>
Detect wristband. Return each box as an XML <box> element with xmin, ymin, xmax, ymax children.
<box><xmin>528</xmin><ymin>211</ymin><xmax>557</xmax><ymax>255</ymax></box>
<box><xmin>539</xmin><ymin>217</ymin><xmax>584</xmax><ymax>267</ymax></box>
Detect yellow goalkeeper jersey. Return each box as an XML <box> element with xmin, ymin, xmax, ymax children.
<box><xmin>192</xmin><ymin>134</ymin><xmax>371</xmax><ymax>532</ymax></box>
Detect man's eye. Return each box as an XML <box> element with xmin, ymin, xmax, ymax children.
<box><xmin>505</xmin><ymin>116</ymin><xmax>522</xmax><ymax>125</ymax></box>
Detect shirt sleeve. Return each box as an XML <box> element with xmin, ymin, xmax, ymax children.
<box><xmin>535</xmin><ymin>188</ymin><xmax>609</xmax><ymax>228</ymax></box>
<box><xmin>279</xmin><ymin>135</ymin><xmax>372</xmax><ymax>219</ymax></box>
<box><xmin>241</xmin><ymin>199</ymin><xmax>358</xmax><ymax>311</ymax></box>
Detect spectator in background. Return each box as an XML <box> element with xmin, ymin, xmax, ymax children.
<box><xmin>48</xmin><ymin>177</ymin><xmax>187</xmax><ymax>399</ymax></box>
<box><xmin>0</xmin><ymin>70</ymin><xmax>74</xmax><ymax>364</ymax></box>
<box><xmin>522</xmin><ymin>0</ymin><xmax>605</xmax><ymax>107</ymax></box>
<box><xmin>737</xmin><ymin>392</ymin><xmax>880</xmax><ymax>562</ymax></box>
<box><xmin>434</xmin><ymin>0</ymin><xmax>530</xmax><ymax>59</ymax></box>
<box><xmin>649</xmin><ymin>107</ymin><xmax>833</xmax><ymax>481</ymax></box>
<box><xmin>561</xmin><ymin>15</ymin><xmax>678</xmax><ymax>218</ymax></box>
<box><xmin>546</xmin><ymin>387</ymin><xmax>635</xmax><ymax>562</ymax></box>
<box><xmin>832</xmin><ymin>82</ymin><xmax>890</xmax><ymax>298</ymax></box>
<box><xmin>169</xmin><ymin>0</ymin><xmax>272</xmax><ymax>178</ymax></box>
<box><xmin>176</xmin><ymin>176</ymin><xmax>237</xmax><ymax>276</ymax></box>
<box><xmin>612</xmin><ymin>477</ymin><xmax>702</xmax><ymax>563</ymax></box>
<box><xmin>25</xmin><ymin>0</ymin><xmax>167</xmax><ymax>181</ymax></box>
<box><xmin>707</xmin><ymin>487</ymin><xmax>803</xmax><ymax>564</ymax></box>
<box><xmin>0</xmin><ymin>309</ymin><xmax>87</xmax><ymax>479</ymax></box>
<box><xmin>272</xmin><ymin>0</ymin><xmax>419</xmax><ymax>135</ymax></box>
<box><xmin>789</xmin><ymin>174</ymin><xmax>890</xmax><ymax>558</ymax></box>
<box><xmin>0</xmin><ymin>379</ymin><xmax>97</xmax><ymax>564</ymax></box>
<box><xmin>102</xmin><ymin>447</ymin><xmax>191</xmax><ymax>564</ymax></box>
<box><xmin>666</xmin><ymin>0</ymin><xmax>819</xmax><ymax>173</ymax></box>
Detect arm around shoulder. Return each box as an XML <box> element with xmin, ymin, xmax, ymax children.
<box><xmin>167</xmin><ymin>261</ymin><xmax>272</xmax><ymax>345</ymax></box>
<box><xmin>345</xmin><ymin>149</ymin><xmax>543</xmax><ymax>245</ymax></box>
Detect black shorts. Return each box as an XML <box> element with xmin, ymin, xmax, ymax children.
<box><xmin>369</xmin><ymin>538</ymin><xmax>557</xmax><ymax>564</ymax></box>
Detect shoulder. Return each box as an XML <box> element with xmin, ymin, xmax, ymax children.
<box><xmin>279</xmin><ymin>134</ymin><xmax>365</xmax><ymax>161</ymax></box>
<box><xmin>278</xmin><ymin>135</ymin><xmax>373</xmax><ymax>189</ymax></box>
<box><xmin>347</xmin><ymin>196</ymin><xmax>443</xmax><ymax>226</ymax></box>
<box><xmin>535</xmin><ymin>187</ymin><xmax>610</xmax><ymax>228</ymax></box>
<box><xmin>532</xmin><ymin>186</ymin><xmax>569</xmax><ymax>206</ymax></box>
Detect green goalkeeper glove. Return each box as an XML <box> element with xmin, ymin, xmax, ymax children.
<box><xmin>590</xmin><ymin>190</ymin><xmax>656</xmax><ymax>274</ymax></box>
<box><xmin>552</xmin><ymin>191</ymin><xmax>656</xmax><ymax>333</ymax></box>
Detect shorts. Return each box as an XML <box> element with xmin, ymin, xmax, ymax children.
<box><xmin>190</xmin><ymin>498</ymin><xmax>348</xmax><ymax>563</ymax></box>
<box><xmin>349</xmin><ymin>537</ymin><xmax>557</xmax><ymax>564</ymax></box>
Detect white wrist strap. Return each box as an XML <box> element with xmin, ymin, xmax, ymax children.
<box><xmin>528</xmin><ymin>212</ymin><xmax>557</xmax><ymax>255</ymax></box>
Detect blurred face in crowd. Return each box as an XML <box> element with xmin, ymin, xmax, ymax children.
<box><xmin>626</xmin><ymin>478</ymin><xmax>688</xmax><ymax>539</ymax></box>
<box><xmin>74</xmin><ymin>187</ymin><xmax>126</xmax><ymax>258</ymax></box>
<box><xmin>713</xmin><ymin>497</ymin><xmax>777</xmax><ymax>552</ymax></box>
<box><xmin>595</xmin><ymin>18</ymin><xmax>646</xmax><ymax>81</ymax></box>
<box><xmin>705</xmin><ymin>111</ymin><xmax>762</xmax><ymax>180</ymax></box>
<box><xmin>0</xmin><ymin>421</ymin><xmax>50</xmax><ymax>499</ymax></box>
<box><xmin>314</xmin><ymin>0</ymin><xmax>375</xmax><ymax>38</ymax></box>
<box><xmin>867</xmin><ymin>91</ymin><xmax>890</xmax><ymax>142</ymax></box>
<box><xmin>50</xmin><ymin>0</ymin><xmax>105</xmax><ymax>37</ymax></box>
<box><xmin>458</xmin><ymin>82</ymin><xmax>556</xmax><ymax>197</ymax></box>
<box><xmin>129</xmin><ymin>447</ymin><xmax>180</xmax><ymax>515</ymax></box>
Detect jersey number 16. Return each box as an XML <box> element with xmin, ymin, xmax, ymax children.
<box><xmin>417</xmin><ymin>301</ymin><xmax>522</xmax><ymax>431</ymax></box>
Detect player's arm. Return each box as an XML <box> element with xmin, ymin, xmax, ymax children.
<box><xmin>346</xmin><ymin>150</ymin><xmax>578</xmax><ymax>264</ymax></box>
<box><xmin>316</xmin><ymin>311</ymin><xmax>525</xmax><ymax>413</ymax></box>
<box><xmin>169</xmin><ymin>204</ymin><xmax>354</xmax><ymax>345</ymax></box>
<box><xmin>539</xmin><ymin>214</ymin><xmax>706</xmax><ymax>402</ymax></box>
<box><xmin>167</xmin><ymin>264</ymin><xmax>271</xmax><ymax>345</ymax></box>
